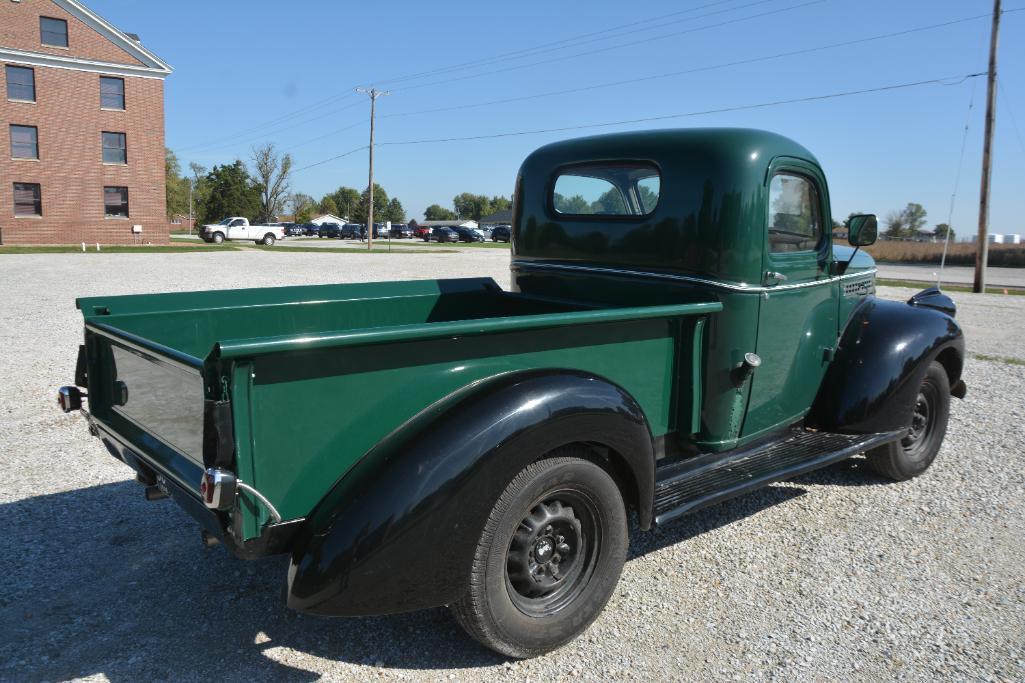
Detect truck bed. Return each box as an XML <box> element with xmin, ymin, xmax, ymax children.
<box><xmin>78</xmin><ymin>278</ymin><xmax>721</xmax><ymax>540</ymax></box>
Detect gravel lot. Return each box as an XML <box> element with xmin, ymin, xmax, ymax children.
<box><xmin>1</xmin><ymin>250</ymin><xmax>1022</xmax><ymax>682</ymax></box>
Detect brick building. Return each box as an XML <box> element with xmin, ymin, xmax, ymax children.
<box><xmin>1</xmin><ymin>0</ymin><xmax>172</xmax><ymax>244</ymax></box>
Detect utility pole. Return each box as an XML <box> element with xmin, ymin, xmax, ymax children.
<box><xmin>356</xmin><ymin>87</ymin><xmax>389</xmax><ymax>250</ymax></box>
<box><xmin>974</xmin><ymin>0</ymin><xmax>1001</xmax><ymax>293</ymax></box>
<box><xmin>188</xmin><ymin>177</ymin><xmax>193</xmax><ymax>235</ymax></box>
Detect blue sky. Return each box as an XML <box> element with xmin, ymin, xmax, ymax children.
<box><xmin>90</xmin><ymin>0</ymin><xmax>1025</xmax><ymax>234</ymax></box>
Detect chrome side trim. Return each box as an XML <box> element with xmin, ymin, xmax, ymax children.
<box><xmin>511</xmin><ymin>260</ymin><xmax>876</xmax><ymax>294</ymax></box>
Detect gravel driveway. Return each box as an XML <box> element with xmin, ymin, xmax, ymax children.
<box><xmin>0</xmin><ymin>251</ymin><xmax>1022</xmax><ymax>682</ymax></box>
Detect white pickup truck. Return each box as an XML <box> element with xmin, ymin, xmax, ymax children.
<box><xmin>200</xmin><ymin>217</ymin><xmax>284</xmax><ymax>245</ymax></box>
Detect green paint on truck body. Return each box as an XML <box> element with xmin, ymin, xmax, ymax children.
<box><xmin>75</xmin><ymin>128</ymin><xmax>878</xmax><ymax>541</ymax></box>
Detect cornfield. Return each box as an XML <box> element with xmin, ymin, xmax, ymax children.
<box><xmin>848</xmin><ymin>241</ymin><xmax>1025</xmax><ymax>267</ymax></box>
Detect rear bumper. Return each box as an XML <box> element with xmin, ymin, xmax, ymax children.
<box><xmin>88</xmin><ymin>415</ymin><xmax>303</xmax><ymax>559</ymax></box>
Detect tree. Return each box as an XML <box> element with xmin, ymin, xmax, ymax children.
<box><xmin>290</xmin><ymin>192</ymin><xmax>315</xmax><ymax>223</ymax></box>
<box><xmin>200</xmin><ymin>161</ymin><xmax>262</xmax><ymax>225</ymax></box>
<box><xmin>353</xmin><ymin>183</ymin><xmax>390</xmax><ymax>224</ymax></box>
<box><xmin>385</xmin><ymin>197</ymin><xmax>406</xmax><ymax>223</ymax></box>
<box><xmin>318</xmin><ymin>195</ymin><xmax>340</xmax><ymax>217</ymax></box>
<box><xmin>884</xmin><ymin>202</ymin><xmax>928</xmax><ymax>239</ymax></box>
<box><xmin>250</xmin><ymin>143</ymin><xmax>293</xmax><ymax>223</ymax></box>
<box><xmin>453</xmin><ymin>192</ymin><xmax>495</xmax><ymax>221</ymax></box>
<box><xmin>328</xmin><ymin>187</ymin><xmax>361</xmax><ymax>220</ymax></box>
<box><xmin>488</xmin><ymin>195</ymin><xmax>512</xmax><ymax>214</ymax></box>
<box><xmin>425</xmin><ymin>204</ymin><xmax>456</xmax><ymax>221</ymax></box>
<box><xmin>553</xmin><ymin>193</ymin><xmax>590</xmax><ymax>214</ymax></box>
<box><xmin>934</xmin><ymin>223</ymin><xmax>955</xmax><ymax>240</ymax></box>
<box><xmin>165</xmin><ymin>148</ymin><xmax>190</xmax><ymax>218</ymax></box>
<box><xmin>884</xmin><ymin>210</ymin><xmax>907</xmax><ymax>238</ymax></box>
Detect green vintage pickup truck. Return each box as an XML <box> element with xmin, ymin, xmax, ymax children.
<box><xmin>59</xmin><ymin>129</ymin><xmax>965</xmax><ymax>658</ymax></box>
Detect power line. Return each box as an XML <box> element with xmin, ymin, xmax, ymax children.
<box><xmin>939</xmin><ymin>78</ymin><xmax>978</xmax><ymax>284</ymax></box>
<box><xmin>383</xmin><ymin>12</ymin><xmax>1001</xmax><ymax>121</ymax></box>
<box><xmin>996</xmin><ymin>78</ymin><xmax>1025</xmax><ymax>165</ymax></box>
<box><xmin>376</xmin><ymin>0</ymin><xmax>778</xmax><ymax>87</ymax></box>
<box><xmin>392</xmin><ymin>0</ymin><xmax>826</xmax><ymax>93</ymax></box>
<box><xmin>375</xmin><ymin>73</ymin><xmax>986</xmax><ymax>148</ymax></box>
<box><xmin>291</xmin><ymin>145</ymin><xmax>369</xmax><ymax>174</ymax></box>
<box><xmin>173</xmin><ymin>0</ymin><xmax>770</xmax><ymax>156</ymax></box>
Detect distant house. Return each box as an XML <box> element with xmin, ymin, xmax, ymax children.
<box><xmin>310</xmin><ymin>213</ymin><xmax>347</xmax><ymax>225</ymax></box>
<box><xmin>417</xmin><ymin>219</ymin><xmax>479</xmax><ymax>230</ymax></box>
<box><xmin>479</xmin><ymin>209</ymin><xmax>512</xmax><ymax>226</ymax></box>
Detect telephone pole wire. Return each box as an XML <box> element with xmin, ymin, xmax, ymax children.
<box><xmin>974</xmin><ymin>0</ymin><xmax>1000</xmax><ymax>293</ymax></box>
<box><xmin>357</xmin><ymin>87</ymin><xmax>389</xmax><ymax>250</ymax></box>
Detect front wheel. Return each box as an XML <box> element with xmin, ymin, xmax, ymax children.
<box><xmin>211</xmin><ymin>232</ymin><xmax>224</xmax><ymax>244</ymax></box>
<box><xmin>450</xmin><ymin>451</ymin><xmax>627</xmax><ymax>658</ymax></box>
<box><xmin>866</xmin><ymin>360</ymin><xmax>950</xmax><ymax>481</ymax></box>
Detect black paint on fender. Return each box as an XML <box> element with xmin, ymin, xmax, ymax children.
<box><xmin>807</xmin><ymin>294</ymin><xmax>964</xmax><ymax>434</ymax></box>
<box><xmin>286</xmin><ymin>370</ymin><xmax>655</xmax><ymax>617</ymax></box>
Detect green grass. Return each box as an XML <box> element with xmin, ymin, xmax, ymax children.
<box><xmin>875</xmin><ymin>278</ymin><xmax>1025</xmax><ymax>295</ymax></box>
<box><xmin>248</xmin><ymin>245</ymin><xmax>458</xmax><ymax>254</ymax></box>
<box><xmin>971</xmin><ymin>352</ymin><xmax>1025</xmax><ymax>367</ymax></box>
<box><xmin>0</xmin><ymin>244</ymin><xmax>239</xmax><ymax>254</ymax></box>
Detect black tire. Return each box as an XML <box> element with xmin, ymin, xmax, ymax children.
<box><xmin>211</xmin><ymin>232</ymin><xmax>224</xmax><ymax>244</ymax></box>
<box><xmin>450</xmin><ymin>450</ymin><xmax>628</xmax><ymax>658</ymax></box>
<box><xmin>866</xmin><ymin>361</ymin><xmax>950</xmax><ymax>481</ymax></box>
<box><xmin>261</xmin><ymin>234</ymin><xmax>276</xmax><ymax>246</ymax></box>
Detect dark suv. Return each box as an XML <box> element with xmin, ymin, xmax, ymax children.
<box><xmin>318</xmin><ymin>223</ymin><xmax>342</xmax><ymax>238</ymax></box>
<box><xmin>425</xmin><ymin>227</ymin><xmax>458</xmax><ymax>242</ymax></box>
<box><xmin>491</xmin><ymin>225</ymin><xmax>511</xmax><ymax>242</ymax></box>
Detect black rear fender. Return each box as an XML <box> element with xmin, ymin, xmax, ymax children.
<box><xmin>286</xmin><ymin>370</ymin><xmax>654</xmax><ymax>617</ymax></box>
<box><xmin>808</xmin><ymin>293</ymin><xmax>965</xmax><ymax>434</ymax></box>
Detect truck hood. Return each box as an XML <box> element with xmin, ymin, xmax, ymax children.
<box><xmin>832</xmin><ymin>245</ymin><xmax>876</xmax><ymax>275</ymax></box>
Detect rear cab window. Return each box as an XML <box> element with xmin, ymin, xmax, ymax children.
<box><xmin>767</xmin><ymin>173</ymin><xmax>821</xmax><ymax>252</ymax></box>
<box><xmin>552</xmin><ymin>163</ymin><xmax>660</xmax><ymax>217</ymax></box>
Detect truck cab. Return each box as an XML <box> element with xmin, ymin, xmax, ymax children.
<box><xmin>60</xmin><ymin>128</ymin><xmax>964</xmax><ymax>659</ymax></box>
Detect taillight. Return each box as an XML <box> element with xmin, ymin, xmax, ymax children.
<box><xmin>200</xmin><ymin>468</ymin><xmax>236</xmax><ymax>510</ymax></box>
<box><xmin>57</xmin><ymin>386</ymin><xmax>83</xmax><ymax>413</ymax></box>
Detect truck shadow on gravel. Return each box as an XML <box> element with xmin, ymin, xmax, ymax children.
<box><xmin>0</xmin><ymin>463</ymin><xmax>886</xmax><ymax>681</ymax></box>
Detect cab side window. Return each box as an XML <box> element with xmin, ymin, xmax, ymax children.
<box><xmin>768</xmin><ymin>173</ymin><xmax>820</xmax><ymax>253</ymax></box>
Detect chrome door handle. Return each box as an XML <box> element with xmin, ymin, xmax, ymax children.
<box><xmin>764</xmin><ymin>271</ymin><xmax>788</xmax><ymax>285</ymax></box>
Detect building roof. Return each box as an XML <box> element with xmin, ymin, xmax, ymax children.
<box><xmin>0</xmin><ymin>0</ymin><xmax>172</xmax><ymax>79</ymax></box>
<box><xmin>480</xmin><ymin>209</ymin><xmax>512</xmax><ymax>224</ymax></box>
<box><xmin>417</xmin><ymin>220</ymin><xmax>479</xmax><ymax>229</ymax></box>
<box><xmin>310</xmin><ymin>214</ymin><xmax>347</xmax><ymax>225</ymax></box>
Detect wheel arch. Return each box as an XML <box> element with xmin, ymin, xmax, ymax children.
<box><xmin>286</xmin><ymin>368</ymin><xmax>655</xmax><ymax>617</ymax></box>
<box><xmin>807</xmin><ymin>295</ymin><xmax>965</xmax><ymax>434</ymax></box>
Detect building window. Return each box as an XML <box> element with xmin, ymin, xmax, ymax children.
<box><xmin>40</xmin><ymin>17</ymin><xmax>69</xmax><ymax>48</ymax></box>
<box><xmin>14</xmin><ymin>183</ymin><xmax>42</xmax><ymax>217</ymax></box>
<box><xmin>100</xmin><ymin>76</ymin><xmax>125</xmax><ymax>109</ymax></box>
<box><xmin>5</xmin><ymin>65</ymin><xmax>36</xmax><ymax>102</ymax></box>
<box><xmin>10</xmin><ymin>125</ymin><xmax>39</xmax><ymax>159</ymax></box>
<box><xmin>104</xmin><ymin>186</ymin><xmax>129</xmax><ymax>218</ymax></box>
<box><xmin>102</xmin><ymin>132</ymin><xmax>127</xmax><ymax>164</ymax></box>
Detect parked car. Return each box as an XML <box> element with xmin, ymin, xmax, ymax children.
<box><xmin>491</xmin><ymin>225</ymin><xmax>511</xmax><ymax>242</ymax></box>
<box><xmin>56</xmin><ymin>128</ymin><xmax>966</xmax><ymax>659</ymax></box>
<box><xmin>318</xmin><ymin>223</ymin><xmax>343</xmax><ymax>238</ymax></box>
<box><xmin>390</xmin><ymin>224</ymin><xmax>415</xmax><ymax>239</ymax></box>
<box><xmin>304</xmin><ymin>224</ymin><xmax>321</xmax><ymax>237</ymax></box>
<box><xmin>339</xmin><ymin>223</ymin><xmax>363</xmax><ymax>239</ymax></box>
<box><xmin>413</xmin><ymin>226</ymin><xmax>431</xmax><ymax>239</ymax></box>
<box><xmin>453</xmin><ymin>226</ymin><xmax>485</xmax><ymax>243</ymax></box>
<box><xmin>425</xmin><ymin>227</ymin><xmax>458</xmax><ymax>242</ymax></box>
<box><xmin>285</xmin><ymin>224</ymin><xmax>308</xmax><ymax>237</ymax></box>
<box><xmin>200</xmin><ymin>217</ymin><xmax>284</xmax><ymax>245</ymax></box>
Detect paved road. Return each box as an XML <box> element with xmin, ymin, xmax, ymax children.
<box><xmin>876</xmin><ymin>263</ymin><xmax>1025</xmax><ymax>288</ymax></box>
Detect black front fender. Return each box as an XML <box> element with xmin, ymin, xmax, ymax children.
<box><xmin>286</xmin><ymin>370</ymin><xmax>654</xmax><ymax>617</ymax></box>
<box><xmin>808</xmin><ymin>294</ymin><xmax>964</xmax><ymax>434</ymax></box>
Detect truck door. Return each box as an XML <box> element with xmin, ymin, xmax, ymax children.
<box><xmin>227</xmin><ymin>218</ymin><xmax>246</xmax><ymax>240</ymax></box>
<box><xmin>743</xmin><ymin>161</ymin><xmax>837</xmax><ymax>437</ymax></box>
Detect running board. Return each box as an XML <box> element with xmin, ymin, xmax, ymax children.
<box><xmin>653</xmin><ymin>429</ymin><xmax>903</xmax><ymax>525</ymax></box>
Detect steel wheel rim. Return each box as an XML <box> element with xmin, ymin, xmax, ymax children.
<box><xmin>902</xmin><ymin>384</ymin><xmax>937</xmax><ymax>459</ymax></box>
<box><xmin>505</xmin><ymin>488</ymin><xmax>602</xmax><ymax>617</ymax></box>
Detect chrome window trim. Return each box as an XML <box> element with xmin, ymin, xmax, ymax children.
<box><xmin>510</xmin><ymin>260</ymin><xmax>876</xmax><ymax>294</ymax></box>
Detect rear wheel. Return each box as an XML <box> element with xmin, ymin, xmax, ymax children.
<box><xmin>866</xmin><ymin>361</ymin><xmax>950</xmax><ymax>481</ymax></box>
<box><xmin>450</xmin><ymin>450</ymin><xmax>627</xmax><ymax>658</ymax></box>
<box><xmin>261</xmin><ymin>234</ymin><xmax>276</xmax><ymax>246</ymax></box>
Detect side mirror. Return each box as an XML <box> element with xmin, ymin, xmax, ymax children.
<box><xmin>846</xmin><ymin>214</ymin><xmax>878</xmax><ymax>247</ymax></box>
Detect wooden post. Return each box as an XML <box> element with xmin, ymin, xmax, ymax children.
<box><xmin>974</xmin><ymin>0</ymin><xmax>1001</xmax><ymax>293</ymax></box>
